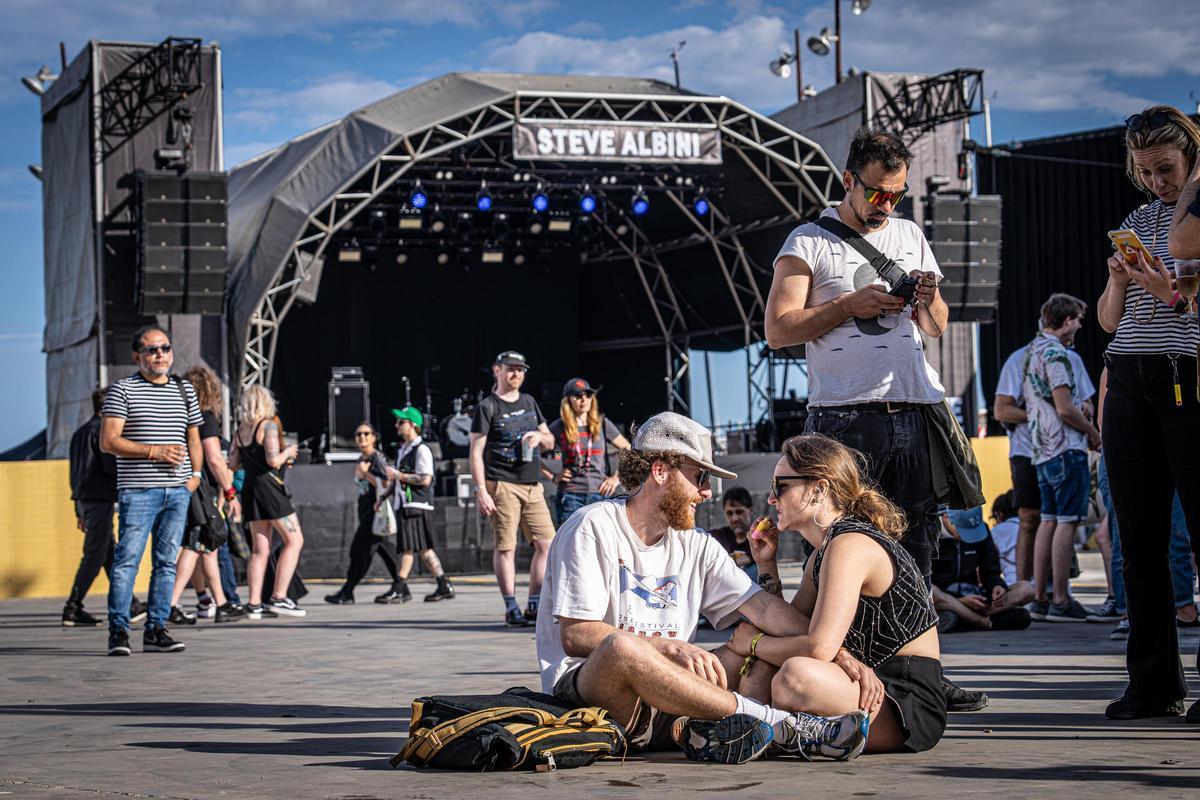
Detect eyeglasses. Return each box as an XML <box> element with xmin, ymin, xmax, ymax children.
<box><xmin>1125</xmin><ymin>111</ymin><xmax>1171</xmax><ymax>134</ymax></box>
<box><xmin>354</xmin><ymin>431</ymin><xmax>373</xmax><ymax>438</ymax></box>
<box><xmin>770</xmin><ymin>475</ymin><xmax>807</xmax><ymax>499</ymax></box>
<box><xmin>138</xmin><ymin>344</ymin><xmax>172</xmax><ymax>355</ymax></box>
<box><xmin>852</xmin><ymin>171</ymin><xmax>908</xmax><ymax>207</ymax></box>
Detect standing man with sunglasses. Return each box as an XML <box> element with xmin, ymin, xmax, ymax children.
<box><xmin>100</xmin><ymin>326</ymin><xmax>203</xmax><ymax>656</ymax></box>
<box><xmin>764</xmin><ymin>129</ymin><xmax>985</xmax><ymax>712</ymax></box>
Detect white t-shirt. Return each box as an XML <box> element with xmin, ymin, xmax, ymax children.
<box><xmin>773</xmin><ymin>208</ymin><xmax>945</xmax><ymax>407</ymax></box>
<box><xmin>989</xmin><ymin>518</ymin><xmax>1020</xmax><ymax>586</ymax></box>
<box><xmin>996</xmin><ymin>345</ymin><xmax>1095</xmax><ymax>460</ymax></box>
<box><xmin>392</xmin><ymin>437</ymin><xmax>435</xmax><ymax>511</ymax></box>
<box><xmin>535</xmin><ymin>498</ymin><xmax>759</xmax><ymax>694</ymax></box>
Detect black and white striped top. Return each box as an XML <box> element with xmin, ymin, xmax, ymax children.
<box><xmin>100</xmin><ymin>374</ymin><xmax>202</xmax><ymax>490</ymax></box>
<box><xmin>1107</xmin><ymin>200</ymin><xmax>1200</xmax><ymax>355</ymax></box>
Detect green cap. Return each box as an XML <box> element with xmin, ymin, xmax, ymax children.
<box><xmin>390</xmin><ymin>406</ymin><xmax>424</xmax><ymax>429</ymax></box>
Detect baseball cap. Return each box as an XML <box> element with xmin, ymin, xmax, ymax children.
<box><xmin>562</xmin><ymin>377</ymin><xmax>596</xmax><ymax>397</ymax></box>
<box><xmin>631</xmin><ymin>411</ymin><xmax>737</xmax><ymax>480</ymax></box>
<box><xmin>946</xmin><ymin>506</ymin><xmax>990</xmax><ymax>543</ymax></box>
<box><xmin>495</xmin><ymin>350</ymin><xmax>529</xmax><ymax>369</ymax></box>
<box><xmin>391</xmin><ymin>406</ymin><xmax>424</xmax><ymax>429</ymax></box>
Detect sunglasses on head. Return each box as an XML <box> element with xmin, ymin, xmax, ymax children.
<box><xmin>852</xmin><ymin>171</ymin><xmax>907</xmax><ymax>207</ymax></box>
<box><xmin>138</xmin><ymin>344</ymin><xmax>172</xmax><ymax>355</ymax></box>
<box><xmin>770</xmin><ymin>475</ymin><xmax>807</xmax><ymax>499</ymax></box>
<box><xmin>1125</xmin><ymin>111</ymin><xmax>1171</xmax><ymax>134</ymax></box>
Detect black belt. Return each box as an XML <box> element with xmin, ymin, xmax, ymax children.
<box><xmin>817</xmin><ymin>401</ymin><xmax>929</xmax><ymax>414</ymax></box>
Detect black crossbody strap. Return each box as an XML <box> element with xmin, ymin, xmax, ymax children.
<box><xmin>813</xmin><ymin>216</ymin><xmax>908</xmax><ymax>287</ymax></box>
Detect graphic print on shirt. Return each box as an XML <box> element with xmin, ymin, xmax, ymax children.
<box><xmin>494</xmin><ymin>407</ymin><xmax>538</xmax><ymax>466</ymax></box>
<box><xmin>617</xmin><ymin>559</ymin><xmax>681</xmax><ymax>638</ymax></box>
<box><xmin>847</xmin><ymin>249</ymin><xmax>917</xmax><ymax>338</ymax></box>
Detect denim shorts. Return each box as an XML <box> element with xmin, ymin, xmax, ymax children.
<box><xmin>1034</xmin><ymin>450</ymin><xmax>1090</xmax><ymax>523</ymax></box>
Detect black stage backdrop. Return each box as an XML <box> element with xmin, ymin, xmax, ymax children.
<box><xmin>977</xmin><ymin>125</ymin><xmax>1146</xmax><ymax>431</ymax></box>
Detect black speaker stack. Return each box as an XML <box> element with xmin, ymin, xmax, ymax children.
<box><xmin>136</xmin><ymin>171</ymin><xmax>229</xmax><ymax>315</ymax></box>
<box><xmin>925</xmin><ymin>193</ymin><xmax>1002</xmax><ymax>322</ymax></box>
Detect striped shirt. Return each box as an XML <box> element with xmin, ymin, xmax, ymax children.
<box><xmin>1107</xmin><ymin>200</ymin><xmax>1200</xmax><ymax>355</ymax></box>
<box><xmin>101</xmin><ymin>374</ymin><xmax>202</xmax><ymax>490</ymax></box>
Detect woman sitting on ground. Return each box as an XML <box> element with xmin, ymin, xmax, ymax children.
<box><xmin>722</xmin><ymin>433</ymin><xmax>945</xmax><ymax>754</ymax></box>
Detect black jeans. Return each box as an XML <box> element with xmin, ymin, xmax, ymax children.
<box><xmin>805</xmin><ymin>405</ymin><xmax>940</xmax><ymax>582</ymax></box>
<box><xmin>343</xmin><ymin>506</ymin><xmax>400</xmax><ymax>591</ymax></box>
<box><xmin>1103</xmin><ymin>353</ymin><xmax>1200</xmax><ymax>703</ymax></box>
<box><xmin>67</xmin><ymin>500</ymin><xmax>115</xmax><ymax>606</ymax></box>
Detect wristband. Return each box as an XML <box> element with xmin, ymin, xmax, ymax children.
<box><xmin>738</xmin><ymin>632</ymin><xmax>767</xmax><ymax>677</ymax></box>
<box><xmin>191</xmin><ymin>471</ymin><xmax>202</xmax><ymax>479</ymax></box>
<box><xmin>224</xmin><ymin>487</ymin><xmax>237</xmax><ymax>501</ymax></box>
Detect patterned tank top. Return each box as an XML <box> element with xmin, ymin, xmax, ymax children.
<box><xmin>811</xmin><ymin>517</ymin><xmax>939</xmax><ymax>668</ymax></box>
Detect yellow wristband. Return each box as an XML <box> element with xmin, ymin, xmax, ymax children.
<box><xmin>749</xmin><ymin>632</ymin><xmax>766</xmax><ymax>658</ymax></box>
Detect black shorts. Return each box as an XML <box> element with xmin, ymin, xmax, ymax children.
<box><xmin>876</xmin><ymin>655</ymin><xmax>946</xmax><ymax>753</ymax></box>
<box><xmin>1009</xmin><ymin>456</ymin><xmax>1041</xmax><ymax>511</ymax></box>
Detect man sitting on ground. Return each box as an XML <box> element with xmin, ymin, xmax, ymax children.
<box><xmin>932</xmin><ymin>506</ymin><xmax>1034</xmax><ymax>633</ymax></box>
<box><xmin>535</xmin><ymin>412</ymin><xmax>876</xmax><ymax>763</ymax></box>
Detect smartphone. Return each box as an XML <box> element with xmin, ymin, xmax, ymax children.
<box><xmin>888</xmin><ymin>275</ymin><xmax>919</xmax><ymax>302</ymax></box>
<box><xmin>1108</xmin><ymin>229</ymin><xmax>1154</xmax><ymax>268</ymax></box>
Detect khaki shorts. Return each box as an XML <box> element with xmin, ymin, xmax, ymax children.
<box><xmin>486</xmin><ymin>480</ymin><xmax>556</xmax><ymax>551</ymax></box>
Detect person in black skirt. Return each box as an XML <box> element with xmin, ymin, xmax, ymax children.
<box><xmin>1097</xmin><ymin>104</ymin><xmax>1200</xmax><ymax>722</ymax></box>
<box><xmin>229</xmin><ymin>385</ymin><xmax>306</xmax><ymax>619</ymax></box>
<box><xmin>325</xmin><ymin>421</ymin><xmax>406</xmax><ymax>604</ymax></box>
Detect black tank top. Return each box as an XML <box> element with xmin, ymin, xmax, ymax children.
<box><xmin>811</xmin><ymin>517</ymin><xmax>938</xmax><ymax>668</ymax></box>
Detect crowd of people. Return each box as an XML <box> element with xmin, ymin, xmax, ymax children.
<box><xmin>55</xmin><ymin>106</ymin><xmax>1200</xmax><ymax>762</ymax></box>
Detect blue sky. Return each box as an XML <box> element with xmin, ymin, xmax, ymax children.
<box><xmin>2</xmin><ymin>0</ymin><xmax>1198</xmax><ymax>448</ymax></box>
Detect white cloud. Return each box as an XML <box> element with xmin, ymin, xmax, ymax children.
<box><xmin>226</xmin><ymin>75</ymin><xmax>406</xmax><ymax>131</ymax></box>
<box><xmin>560</xmin><ymin>20</ymin><xmax>605</xmax><ymax>37</ymax></box>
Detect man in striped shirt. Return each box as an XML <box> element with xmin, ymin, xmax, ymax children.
<box><xmin>100</xmin><ymin>326</ymin><xmax>203</xmax><ymax>656</ymax></box>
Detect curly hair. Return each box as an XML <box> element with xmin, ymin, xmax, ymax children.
<box><xmin>845</xmin><ymin>127</ymin><xmax>913</xmax><ymax>174</ymax></box>
<box><xmin>616</xmin><ymin>449</ymin><xmax>688</xmax><ymax>491</ymax></box>
<box><xmin>183</xmin><ymin>365</ymin><xmax>223</xmax><ymax>416</ymax></box>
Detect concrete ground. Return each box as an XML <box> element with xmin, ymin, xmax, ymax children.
<box><xmin>1</xmin><ymin>552</ymin><xmax>1198</xmax><ymax>800</ymax></box>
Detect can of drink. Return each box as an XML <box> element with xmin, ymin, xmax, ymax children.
<box><xmin>521</xmin><ymin>436</ymin><xmax>537</xmax><ymax>463</ymax></box>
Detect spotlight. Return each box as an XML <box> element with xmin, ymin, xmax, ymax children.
<box><xmin>429</xmin><ymin>205</ymin><xmax>446</xmax><ymax>234</ymax></box>
<box><xmin>368</xmin><ymin>208</ymin><xmax>387</xmax><ymax>237</ymax></box>
<box><xmin>20</xmin><ymin>65</ymin><xmax>56</xmax><ymax>96</ymax></box>
<box><xmin>531</xmin><ymin>183</ymin><xmax>550</xmax><ymax>212</ymax></box>
<box><xmin>769</xmin><ymin>53</ymin><xmax>794</xmax><ymax>79</ymax></box>
<box><xmin>693</xmin><ymin>197</ymin><xmax>710</xmax><ymax>216</ymax></box>
<box><xmin>547</xmin><ymin>211</ymin><xmax>572</xmax><ymax>233</ymax></box>
<box><xmin>395</xmin><ymin>252</ymin><xmax>409</xmax><ymax>265</ymax></box>
<box><xmin>456</xmin><ymin>211</ymin><xmax>474</xmax><ymax>236</ymax></box>
<box><xmin>398</xmin><ymin>207</ymin><xmax>423</xmax><ymax>230</ymax></box>
<box><xmin>807</xmin><ymin>27</ymin><xmax>838</xmax><ymax>57</ymax></box>
<box><xmin>28</xmin><ymin>164</ymin><xmax>43</xmax><ymax>181</ymax></box>
<box><xmin>476</xmin><ymin>181</ymin><xmax>493</xmax><ymax>212</ymax></box>
<box><xmin>410</xmin><ymin>180</ymin><xmax>428</xmax><ymax>209</ymax></box>
<box><xmin>615</xmin><ymin>222</ymin><xmax>629</xmax><ymax>236</ymax></box>
<box><xmin>436</xmin><ymin>242</ymin><xmax>451</xmax><ymax>265</ymax></box>
<box><xmin>631</xmin><ymin>186</ymin><xmax>649</xmax><ymax>216</ymax></box>
<box><xmin>513</xmin><ymin>240</ymin><xmax>527</xmax><ymax>266</ymax></box>
<box><xmin>339</xmin><ymin>239</ymin><xmax>362</xmax><ymax>263</ymax></box>
<box><xmin>492</xmin><ymin>212</ymin><xmax>510</xmax><ymax>237</ymax></box>
<box><xmin>529</xmin><ymin>217</ymin><xmax>545</xmax><ymax>235</ymax></box>
<box><xmin>481</xmin><ymin>244</ymin><xmax>505</xmax><ymax>264</ymax></box>
<box><xmin>580</xmin><ymin>185</ymin><xmax>597</xmax><ymax>213</ymax></box>
<box><xmin>852</xmin><ymin>0</ymin><xmax>871</xmax><ymax>15</ymax></box>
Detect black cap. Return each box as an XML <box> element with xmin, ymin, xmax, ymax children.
<box><xmin>495</xmin><ymin>350</ymin><xmax>529</xmax><ymax>369</ymax></box>
<box><xmin>563</xmin><ymin>377</ymin><xmax>596</xmax><ymax>397</ymax></box>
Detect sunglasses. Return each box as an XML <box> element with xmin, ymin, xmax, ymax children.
<box><xmin>354</xmin><ymin>431</ymin><xmax>373</xmax><ymax>438</ymax></box>
<box><xmin>852</xmin><ymin>171</ymin><xmax>908</xmax><ymax>207</ymax></box>
<box><xmin>138</xmin><ymin>344</ymin><xmax>172</xmax><ymax>355</ymax></box>
<box><xmin>770</xmin><ymin>475</ymin><xmax>807</xmax><ymax>499</ymax></box>
<box><xmin>1125</xmin><ymin>111</ymin><xmax>1171</xmax><ymax>134</ymax></box>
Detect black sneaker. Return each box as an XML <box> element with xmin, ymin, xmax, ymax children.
<box><xmin>1111</xmin><ymin>619</ymin><xmax>1130</xmax><ymax>640</ymax></box>
<box><xmin>1027</xmin><ymin>598</ymin><xmax>1049</xmax><ymax>621</ymax></box>
<box><xmin>525</xmin><ymin>604</ymin><xmax>539</xmax><ymax>622</ymax></box>
<box><xmin>1187</xmin><ymin>698</ymin><xmax>1200</xmax><ymax>724</ymax></box>
<box><xmin>246</xmin><ymin>603</ymin><xmax>278</xmax><ymax>620</ymax></box>
<box><xmin>425</xmin><ymin>576</ymin><xmax>455</xmax><ymax>602</ymax></box>
<box><xmin>505</xmin><ymin>608</ymin><xmax>533</xmax><ymax>627</ymax></box>
<box><xmin>375</xmin><ymin>588</ymin><xmax>410</xmax><ymax>604</ymax></box>
<box><xmin>324</xmin><ymin>591</ymin><xmax>355</xmax><ymax>604</ymax></box>
<box><xmin>1104</xmin><ymin>695</ymin><xmax>1184</xmax><ymax>720</ymax></box>
<box><xmin>1046</xmin><ymin>598</ymin><xmax>1091</xmax><ymax>623</ymax></box>
<box><xmin>169</xmin><ymin>605</ymin><xmax>197</xmax><ymax>625</ymax></box>
<box><xmin>675</xmin><ymin>714</ymin><xmax>776</xmax><ymax>764</ymax></box>
<box><xmin>268</xmin><ymin>596</ymin><xmax>307</xmax><ymax>617</ymax></box>
<box><xmin>107</xmin><ymin>630</ymin><xmax>131</xmax><ymax>656</ymax></box>
<box><xmin>943</xmin><ymin>676</ymin><xmax>989</xmax><ymax>712</ymax></box>
<box><xmin>62</xmin><ymin>605</ymin><xmax>103</xmax><ymax>627</ymax></box>
<box><xmin>143</xmin><ymin>626</ymin><xmax>185</xmax><ymax>653</ymax></box>
<box><xmin>129</xmin><ymin>597</ymin><xmax>148</xmax><ymax>624</ymax></box>
<box><xmin>214</xmin><ymin>603</ymin><xmax>246</xmax><ymax>623</ymax></box>
<box><xmin>1086</xmin><ymin>597</ymin><xmax>1121</xmax><ymax>623</ymax></box>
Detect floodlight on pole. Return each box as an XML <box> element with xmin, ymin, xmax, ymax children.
<box><xmin>768</xmin><ymin>28</ymin><xmax>808</xmax><ymax>103</ymax></box>
<box><xmin>20</xmin><ymin>65</ymin><xmax>56</xmax><ymax>96</ymax></box>
<box><xmin>807</xmin><ymin>27</ymin><xmax>837</xmax><ymax>57</ymax></box>
<box><xmin>28</xmin><ymin>164</ymin><xmax>43</xmax><ymax>181</ymax></box>
<box><xmin>852</xmin><ymin>0</ymin><xmax>871</xmax><ymax>14</ymax></box>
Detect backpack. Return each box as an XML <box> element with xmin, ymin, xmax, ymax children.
<box><xmin>392</xmin><ymin>687</ymin><xmax>627</xmax><ymax>772</ymax></box>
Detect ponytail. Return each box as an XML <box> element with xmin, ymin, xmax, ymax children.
<box><xmin>844</xmin><ymin>486</ymin><xmax>907</xmax><ymax>540</ymax></box>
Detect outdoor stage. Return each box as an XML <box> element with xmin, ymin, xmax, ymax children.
<box><xmin>1</xmin><ymin>553</ymin><xmax>1197</xmax><ymax>799</ymax></box>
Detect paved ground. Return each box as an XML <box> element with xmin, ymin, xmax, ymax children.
<box><xmin>1</xmin><ymin>553</ymin><xmax>1198</xmax><ymax>799</ymax></box>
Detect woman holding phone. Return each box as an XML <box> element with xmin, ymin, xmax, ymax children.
<box><xmin>1095</xmin><ymin>104</ymin><xmax>1200</xmax><ymax>723</ymax></box>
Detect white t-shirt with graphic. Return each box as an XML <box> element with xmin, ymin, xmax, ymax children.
<box><xmin>996</xmin><ymin>344</ymin><xmax>1095</xmax><ymax>460</ymax></box>
<box><xmin>773</xmin><ymin>207</ymin><xmax>945</xmax><ymax>407</ymax></box>
<box><xmin>536</xmin><ymin>498</ymin><xmax>759</xmax><ymax>693</ymax></box>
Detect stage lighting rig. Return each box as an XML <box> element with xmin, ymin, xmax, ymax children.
<box><xmin>531</xmin><ymin>183</ymin><xmax>550</xmax><ymax>212</ymax></box>
<box><xmin>631</xmin><ymin>186</ymin><xmax>650</xmax><ymax>216</ymax></box>
<box><xmin>580</xmin><ymin>186</ymin><xmax>597</xmax><ymax>214</ymax></box>
<box><xmin>20</xmin><ymin>65</ymin><xmax>57</xmax><ymax>96</ymax></box>
<box><xmin>368</xmin><ymin>208</ymin><xmax>387</xmax><ymax>237</ymax></box>
<box><xmin>429</xmin><ymin>205</ymin><xmax>447</xmax><ymax>234</ymax></box>
<box><xmin>339</xmin><ymin>239</ymin><xmax>362</xmax><ymax>263</ymax></box>
<box><xmin>398</xmin><ymin>207</ymin><xmax>423</xmax><ymax>230</ymax></box>
<box><xmin>475</xmin><ymin>181</ymin><xmax>493</xmax><ymax>212</ymax></box>
<box><xmin>410</xmin><ymin>180</ymin><xmax>428</xmax><ymax>209</ymax></box>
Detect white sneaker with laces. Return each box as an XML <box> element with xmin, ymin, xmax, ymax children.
<box><xmin>773</xmin><ymin>710</ymin><xmax>870</xmax><ymax>761</ymax></box>
<box><xmin>268</xmin><ymin>597</ymin><xmax>307</xmax><ymax>617</ymax></box>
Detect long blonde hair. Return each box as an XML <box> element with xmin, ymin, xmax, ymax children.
<box><xmin>238</xmin><ymin>384</ymin><xmax>277</xmax><ymax>426</ymax></box>
<box><xmin>780</xmin><ymin>433</ymin><xmax>907</xmax><ymax>539</ymax></box>
<box><xmin>559</xmin><ymin>395</ymin><xmax>602</xmax><ymax>445</ymax></box>
<box><xmin>1125</xmin><ymin>104</ymin><xmax>1200</xmax><ymax>192</ymax></box>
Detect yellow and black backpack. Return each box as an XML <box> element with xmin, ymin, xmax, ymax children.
<box><xmin>392</xmin><ymin>687</ymin><xmax>627</xmax><ymax>772</ymax></box>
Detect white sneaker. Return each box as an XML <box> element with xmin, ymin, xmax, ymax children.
<box><xmin>773</xmin><ymin>710</ymin><xmax>870</xmax><ymax>761</ymax></box>
<box><xmin>268</xmin><ymin>597</ymin><xmax>307</xmax><ymax>617</ymax></box>
<box><xmin>195</xmin><ymin>594</ymin><xmax>216</xmax><ymax>619</ymax></box>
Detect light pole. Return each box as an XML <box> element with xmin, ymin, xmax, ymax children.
<box><xmin>806</xmin><ymin>0</ymin><xmax>871</xmax><ymax>85</ymax></box>
<box><xmin>769</xmin><ymin>29</ymin><xmax>817</xmax><ymax>103</ymax></box>
<box><xmin>670</xmin><ymin>40</ymin><xmax>686</xmax><ymax>89</ymax></box>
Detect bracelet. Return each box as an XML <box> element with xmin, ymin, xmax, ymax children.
<box><xmin>738</xmin><ymin>632</ymin><xmax>767</xmax><ymax>677</ymax></box>
<box><xmin>147</xmin><ymin>445</ymin><xmax>156</xmax><ymax>461</ymax></box>
<box><xmin>190</xmin><ymin>471</ymin><xmax>202</xmax><ymax>479</ymax></box>
<box><xmin>224</xmin><ymin>487</ymin><xmax>237</xmax><ymax>501</ymax></box>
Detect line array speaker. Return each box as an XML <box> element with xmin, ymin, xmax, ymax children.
<box><xmin>925</xmin><ymin>193</ymin><xmax>1002</xmax><ymax>322</ymax></box>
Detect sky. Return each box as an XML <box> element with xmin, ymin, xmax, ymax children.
<box><xmin>1</xmin><ymin>0</ymin><xmax>1199</xmax><ymax>449</ymax></box>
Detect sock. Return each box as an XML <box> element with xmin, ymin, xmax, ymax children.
<box><xmin>733</xmin><ymin>693</ymin><xmax>790</xmax><ymax>726</ymax></box>
<box><xmin>527</xmin><ymin>594</ymin><xmax>540</xmax><ymax>612</ymax></box>
<box><xmin>503</xmin><ymin>594</ymin><xmax>519</xmax><ymax>613</ymax></box>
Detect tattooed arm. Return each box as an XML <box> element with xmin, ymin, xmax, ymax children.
<box><xmin>262</xmin><ymin>421</ymin><xmax>298</xmax><ymax>469</ymax></box>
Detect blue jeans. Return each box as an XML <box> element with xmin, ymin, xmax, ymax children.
<box><xmin>1098</xmin><ymin>456</ymin><xmax>1195</xmax><ymax>613</ymax></box>
<box><xmin>1034</xmin><ymin>450</ymin><xmax>1090</xmax><ymax>523</ymax></box>
<box><xmin>217</xmin><ymin>542</ymin><xmax>241</xmax><ymax>605</ymax></box>
<box><xmin>554</xmin><ymin>491</ymin><xmax>606</xmax><ymax>527</ymax></box>
<box><xmin>107</xmin><ymin>486</ymin><xmax>191</xmax><ymax>633</ymax></box>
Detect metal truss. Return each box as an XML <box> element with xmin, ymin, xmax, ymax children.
<box><xmin>98</xmin><ymin>37</ymin><xmax>203</xmax><ymax>158</ymax></box>
<box><xmin>240</xmin><ymin>89</ymin><xmax>840</xmax><ymax>407</ymax></box>
<box><xmin>868</xmin><ymin>69</ymin><xmax>984</xmax><ymax>144</ymax></box>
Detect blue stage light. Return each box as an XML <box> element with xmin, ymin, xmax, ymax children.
<box><xmin>693</xmin><ymin>197</ymin><xmax>709</xmax><ymax>216</ymax></box>
<box><xmin>476</xmin><ymin>193</ymin><xmax>493</xmax><ymax>212</ymax></box>
<box><xmin>532</xmin><ymin>192</ymin><xmax>549</xmax><ymax>212</ymax></box>
<box><xmin>580</xmin><ymin>194</ymin><xmax>597</xmax><ymax>213</ymax></box>
<box><xmin>631</xmin><ymin>185</ymin><xmax>649</xmax><ymax>215</ymax></box>
<box><xmin>411</xmin><ymin>187</ymin><xmax>428</xmax><ymax>209</ymax></box>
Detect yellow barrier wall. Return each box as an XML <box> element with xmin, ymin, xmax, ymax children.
<box><xmin>1</xmin><ymin>441</ymin><xmax>1016</xmax><ymax>600</ymax></box>
<box><xmin>0</xmin><ymin>461</ymin><xmax>151</xmax><ymax>600</ymax></box>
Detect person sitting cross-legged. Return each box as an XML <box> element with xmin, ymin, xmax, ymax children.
<box><xmin>535</xmin><ymin>413</ymin><xmax>874</xmax><ymax>764</ymax></box>
<box><xmin>932</xmin><ymin>507</ymin><xmax>1035</xmax><ymax>634</ymax></box>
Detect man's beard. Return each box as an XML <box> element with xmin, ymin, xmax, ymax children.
<box><xmin>144</xmin><ymin>361</ymin><xmax>170</xmax><ymax>376</ymax></box>
<box><xmin>658</xmin><ymin>475</ymin><xmax>700</xmax><ymax>529</ymax></box>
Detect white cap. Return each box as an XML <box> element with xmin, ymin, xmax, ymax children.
<box><xmin>630</xmin><ymin>412</ymin><xmax>737</xmax><ymax>480</ymax></box>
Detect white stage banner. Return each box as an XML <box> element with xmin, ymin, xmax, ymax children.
<box><xmin>513</xmin><ymin>120</ymin><xmax>721</xmax><ymax>164</ymax></box>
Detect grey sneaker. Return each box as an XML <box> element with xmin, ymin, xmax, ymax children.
<box><xmin>773</xmin><ymin>710</ymin><xmax>870</xmax><ymax>761</ymax></box>
<box><xmin>1087</xmin><ymin>597</ymin><xmax>1121</xmax><ymax>622</ymax></box>
<box><xmin>1028</xmin><ymin>599</ymin><xmax>1049</xmax><ymax>621</ymax></box>
<box><xmin>1046</xmin><ymin>598</ymin><xmax>1090</xmax><ymax>623</ymax></box>
<box><xmin>1111</xmin><ymin>618</ymin><xmax>1130</xmax><ymax>640</ymax></box>
<box><xmin>674</xmin><ymin>714</ymin><xmax>775</xmax><ymax>764</ymax></box>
